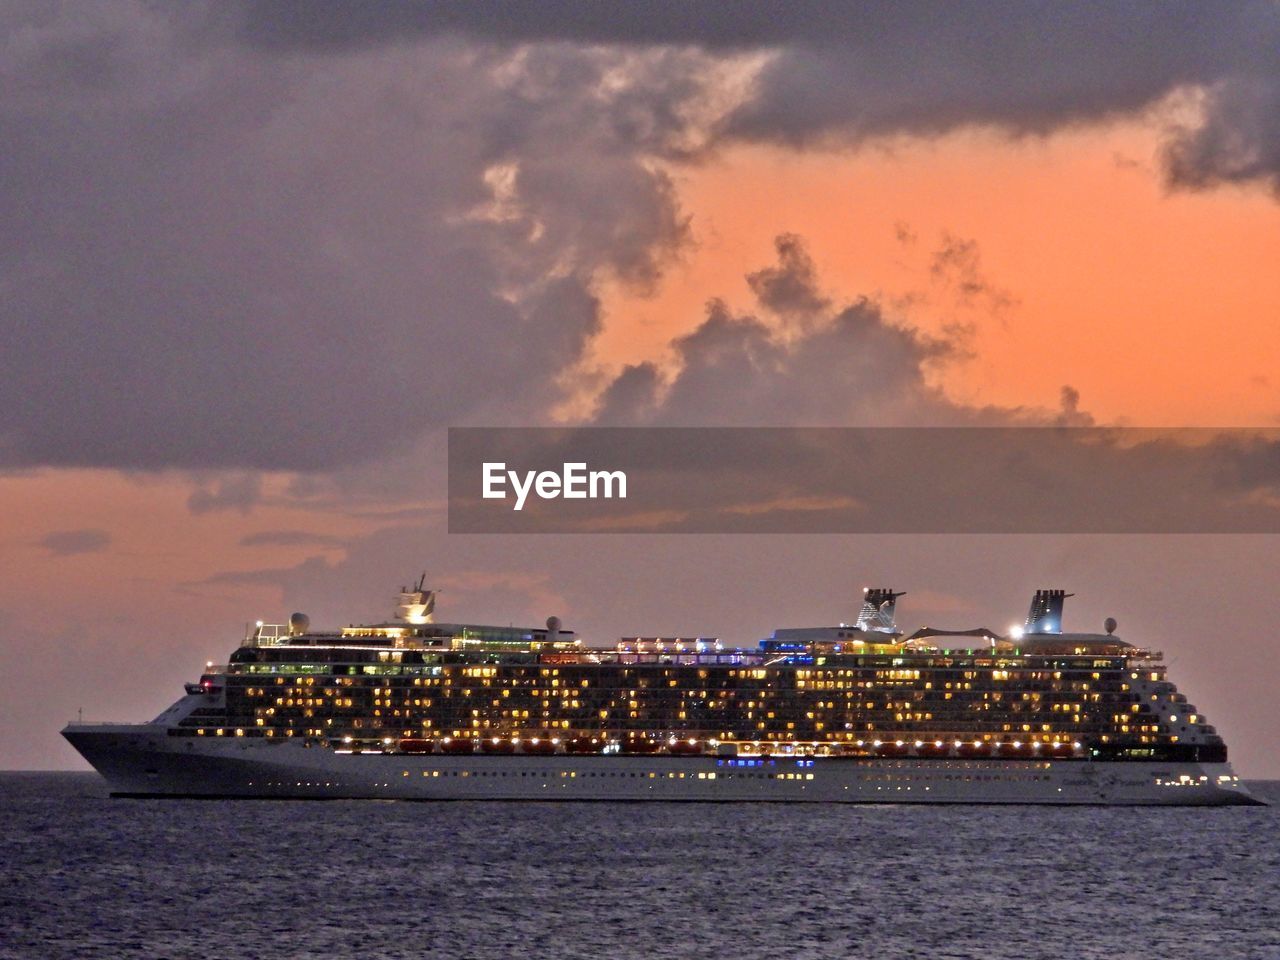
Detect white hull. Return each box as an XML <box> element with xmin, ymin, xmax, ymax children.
<box><xmin>64</xmin><ymin>724</ymin><xmax>1263</xmax><ymax>805</ymax></box>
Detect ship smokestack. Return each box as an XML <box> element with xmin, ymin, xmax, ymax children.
<box><xmin>856</xmin><ymin>587</ymin><xmax>906</xmax><ymax>634</ymax></box>
<box><xmin>1025</xmin><ymin>588</ymin><xmax>1074</xmax><ymax>635</ymax></box>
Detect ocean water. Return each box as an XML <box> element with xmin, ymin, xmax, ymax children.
<box><xmin>1</xmin><ymin>774</ymin><xmax>1277</xmax><ymax>960</ymax></box>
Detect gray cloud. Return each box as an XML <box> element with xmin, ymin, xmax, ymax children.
<box><xmin>5</xmin><ymin>2</ymin><xmax>1277</xmax><ymax>477</ymax></box>
<box><xmin>593</xmin><ymin>234</ymin><xmax>965</xmax><ymax>427</ymax></box>
<box><xmin>0</xmin><ymin>6</ymin><xmax>713</xmax><ymax>471</ymax></box>
<box><xmin>39</xmin><ymin>529</ymin><xmax>113</xmax><ymax>556</ymax></box>
<box><xmin>238</xmin><ymin>529</ymin><xmax>347</xmax><ymax>548</ymax></box>
<box><xmin>239</xmin><ymin>0</ymin><xmax>1280</xmax><ymax>194</ymax></box>
<box><xmin>1164</xmin><ymin>76</ymin><xmax>1280</xmax><ymax>195</ymax></box>
<box><xmin>929</xmin><ymin>232</ymin><xmax>1017</xmax><ymax>317</ymax></box>
<box><xmin>187</xmin><ymin>473</ymin><xmax>262</xmax><ymax>515</ymax></box>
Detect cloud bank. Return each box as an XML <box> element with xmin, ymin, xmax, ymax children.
<box><xmin>4</xmin><ymin>1</ymin><xmax>1278</xmax><ymax>477</ymax></box>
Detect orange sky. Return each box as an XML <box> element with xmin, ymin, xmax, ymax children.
<box><xmin>588</xmin><ymin>121</ymin><xmax>1280</xmax><ymax>426</ymax></box>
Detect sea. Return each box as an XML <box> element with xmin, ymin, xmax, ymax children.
<box><xmin>1</xmin><ymin>773</ymin><xmax>1277</xmax><ymax>960</ymax></box>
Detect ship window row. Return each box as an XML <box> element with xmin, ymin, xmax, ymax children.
<box><xmin>226</xmin><ymin>660</ymin><xmax>1133</xmax><ymax>682</ymax></box>
<box><xmin>224</xmin><ymin>707</ymin><xmax>1134</xmax><ymax>733</ymax></box>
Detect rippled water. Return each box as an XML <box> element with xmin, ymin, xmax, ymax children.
<box><xmin>2</xmin><ymin>773</ymin><xmax>1278</xmax><ymax>960</ymax></box>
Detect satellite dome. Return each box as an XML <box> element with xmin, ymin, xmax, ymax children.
<box><xmin>289</xmin><ymin>612</ymin><xmax>311</xmax><ymax>636</ymax></box>
<box><xmin>1104</xmin><ymin>617</ymin><xmax>1117</xmax><ymax>635</ymax></box>
<box><xmin>546</xmin><ymin>616</ymin><xmax>562</xmax><ymax>634</ymax></box>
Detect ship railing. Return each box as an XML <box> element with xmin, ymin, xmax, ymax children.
<box><xmin>1129</xmin><ymin>654</ymin><xmax>1165</xmax><ymax>668</ymax></box>
<box><xmin>570</xmin><ymin>652</ymin><xmax>765</xmax><ymax>667</ymax></box>
<box><xmin>242</xmin><ymin>622</ymin><xmax>289</xmax><ymax>647</ymax></box>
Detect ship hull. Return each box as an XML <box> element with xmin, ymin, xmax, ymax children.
<box><xmin>63</xmin><ymin>724</ymin><xmax>1263</xmax><ymax>805</ymax></box>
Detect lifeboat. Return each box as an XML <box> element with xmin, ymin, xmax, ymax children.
<box><xmin>480</xmin><ymin>738</ymin><xmax>515</xmax><ymax>755</ymax></box>
<box><xmin>995</xmin><ymin>742</ymin><xmax>1027</xmax><ymax>759</ymax></box>
<box><xmin>917</xmin><ymin>740</ymin><xmax>951</xmax><ymax>758</ymax></box>
<box><xmin>957</xmin><ymin>741</ymin><xmax>992</xmax><ymax>758</ymax></box>
<box><xmin>873</xmin><ymin>740</ymin><xmax>910</xmax><ymax>758</ymax></box>
<box><xmin>519</xmin><ymin>738</ymin><xmax>558</xmax><ymax>756</ymax></box>
<box><xmin>621</xmin><ymin>738</ymin><xmax>660</xmax><ymax>755</ymax></box>
<box><xmin>398</xmin><ymin>738</ymin><xmax>434</xmax><ymax>754</ymax></box>
<box><xmin>439</xmin><ymin>737</ymin><xmax>476</xmax><ymax>755</ymax></box>
<box><xmin>565</xmin><ymin>736</ymin><xmax>605</xmax><ymax>754</ymax></box>
<box><xmin>665</xmin><ymin>739</ymin><xmax>703</xmax><ymax>756</ymax></box>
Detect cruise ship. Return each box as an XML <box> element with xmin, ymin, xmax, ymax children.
<box><xmin>63</xmin><ymin>579</ymin><xmax>1262</xmax><ymax>804</ymax></box>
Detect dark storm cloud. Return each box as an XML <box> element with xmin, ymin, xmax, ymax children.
<box><xmin>241</xmin><ymin>0</ymin><xmax>1280</xmax><ymax>194</ymax></box>
<box><xmin>38</xmin><ymin>529</ymin><xmax>113</xmax><ymax>556</ymax></box>
<box><xmin>1163</xmin><ymin>77</ymin><xmax>1280</xmax><ymax>194</ymax></box>
<box><xmin>0</xmin><ymin>4</ymin><xmax>709</xmax><ymax>470</ymax></box>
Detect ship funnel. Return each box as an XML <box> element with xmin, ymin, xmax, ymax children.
<box><xmin>856</xmin><ymin>587</ymin><xmax>906</xmax><ymax>634</ymax></box>
<box><xmin>1025</xmin><ymin>588</ymin><xmax>1074</xmax><ymax>635</ymax></box>
<box><xmin>395</xmin><ymin>572</ymin><xmax>436</xmax><ymax>624</ymax></box>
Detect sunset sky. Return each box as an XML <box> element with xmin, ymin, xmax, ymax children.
<box><xmin>3</xmin><ymin>2</ymin><xmax>1279</xmax><ymax>774</ymax></box>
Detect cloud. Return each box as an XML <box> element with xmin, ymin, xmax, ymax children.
<box><xmin>929</xmin><ymin>232</ymin><xmax>1017</xmax><ymax>318</ymax></box>
<box><xmin>239</xmin><ymin>1</ymin><xmax>1280</xmax><ymax>195</ymax></box>
<box><xmin>593</xmin><ymin>234</ymin><xmax>964</xmax><ymax>427</ymax></box>
<box><xmin>38</xmin><ymin>528</ymin><xmax>113</xmax><ymax>556</ymax></box>
<box><xmin>0</xmin><ymin>5</ymin><xmax>720</xmax><ymax>471</ymax></box>
<box><xmin>1164</xmin><ymin>76</ymin><xmax>1280</xmax><ymax>195</ymax></box>
<box><xmin>238</xmin><ymin>529</ymin><xmax>347</xmax><ymax>548</ymax></box>
<box><xmin>744</xmin><ymin>233</ymin><xmax>830</xmax><ymax>319</ymax></box>
<box><xmin>187</xmin><ymin>473</ymin><xmax>262</xmax><ymax>514</ymax></box>
<box><xmin>4</xmin><ymin>2</ymin><xmax>1277</xmax><ymax>476</ymax></box>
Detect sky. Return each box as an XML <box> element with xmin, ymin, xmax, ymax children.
<box><xmin>2</xmin><ymin>1</ymin><xmax>1279</xmax><ymax>774</ymax></box>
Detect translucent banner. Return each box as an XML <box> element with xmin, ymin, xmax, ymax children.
<box><xmin>448</xmin><ymin>427</ymin><xmax>1280</xmax><ymax>533</ymax></box>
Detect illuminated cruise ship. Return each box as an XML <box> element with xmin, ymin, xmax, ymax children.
<box><xmin>63</xmin><ymin>578</ymin><xmax>1262</xmax><ymax>804</ymax></box>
